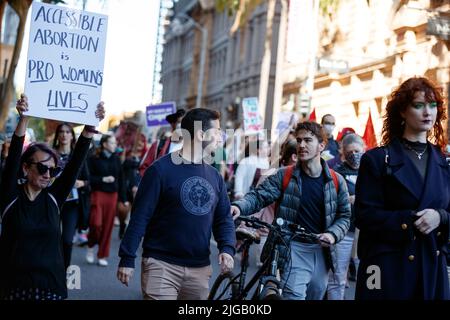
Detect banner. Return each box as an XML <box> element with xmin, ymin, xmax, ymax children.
<box><xmin>242</xmin><ymin>97</ymin><xmax>263</xmax><ymax>135</ymax></box>
<box><xmin>146</xmin><ymin>102</ymin><xmax>176</xmax><ymax>127</ymax></box>
<box><xmin>24</xmin><ymin>2</ymin><xmax>108</xmax><ymax>126</ymax></box>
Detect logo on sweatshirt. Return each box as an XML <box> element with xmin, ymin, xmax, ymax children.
<box><xmin>181</xmin><ymin>176</ymin><xmax>215</xmax><ymax>215</ymax></box>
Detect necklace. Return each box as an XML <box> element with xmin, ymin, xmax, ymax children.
<box><xmin>403</xmin><ymin>142</ymin><xmax>427</xmax><ymax>160</ymax></box>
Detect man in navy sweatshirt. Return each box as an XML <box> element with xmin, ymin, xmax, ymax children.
<box><xmin>117</xmin><ymin>108</ymin><xmax>236</xmax><ymax>300</ymax></box>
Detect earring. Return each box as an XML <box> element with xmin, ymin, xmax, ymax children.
<box><xmin>401</xmin><ymin>120</ymin><xmax>405</xmax><ymax>126</ymax></box>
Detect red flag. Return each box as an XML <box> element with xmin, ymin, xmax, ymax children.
<box><xmin>308</xmin><ymin>108</ymin><xmax>316</xmax><ymax>122</ymax></box>
<box><xmin>363</xmin><ymin>110</ymin><xmax>377</xmax><ymax>150</ymax></box>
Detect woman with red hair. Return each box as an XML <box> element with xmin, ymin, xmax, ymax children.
<box><xmin>354</xmin><ymin>77</ymin><xmax>450</xmax><ymax>299</ymax></box>
<box><xmin>118</xmin><ymin>133</ymin><xmax>148</xmax><ymax>239</ymax></box>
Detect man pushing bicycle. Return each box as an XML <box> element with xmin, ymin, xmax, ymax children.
<box><xmin>231</xmin><ymin>121</ymin><xmax>351</xmax><ymax>300</ymax></box>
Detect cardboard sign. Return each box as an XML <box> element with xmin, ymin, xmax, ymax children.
<box><xmin>242</xmin><ymin>97</ymin><xmax>263</xmax><ymax>135</ymax></box>
<box><xmin>276</xmin><ymin>112</ymin><xmax>299</xmax><ymax>133</ymax></box>
<box><xmin>146</xmin><ymin>102</ymin><xmax>176</xmax><ymax>127</ymax></box>
<box><xmin>24</xmin><ymin>2</ymin><xmax>108</xmax><ymax>126</ymax></box>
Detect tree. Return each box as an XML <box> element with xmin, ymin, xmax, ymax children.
<box><xmin>217</xmin><ymin>0</ymin><xmax>340</xmax><ymax>34</ymax></box>
<box><xmin>0</xmin><ymin>0</ymin><xmax>65</xmax><ymax>131</ymax></box>
<box><xmin>216</xmin><ymin>0</ymin><xmax>340</xmax><ymax>133</ymax></box>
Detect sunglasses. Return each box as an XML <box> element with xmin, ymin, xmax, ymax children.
<box><xmin>29</xmin><ymin>162</ymin><xmax>61</xmax><ymax>178</ymax></box>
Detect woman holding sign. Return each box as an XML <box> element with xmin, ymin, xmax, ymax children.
<box><xmin>0</xmin><ymin>94</ymin><xmax>105</xmax><ymax>300</ymax></box>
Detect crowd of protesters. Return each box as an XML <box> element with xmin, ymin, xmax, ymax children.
<box><xmin>1</xmin><ymin>76</ymin><xmax>449</xmax><ymax>300</ymax></box>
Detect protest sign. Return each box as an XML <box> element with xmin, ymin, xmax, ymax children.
<box><xmin>146</xmin><ymin>102</ymin><xmax>176</xmax><ymax>127</ymax></box>
<box><xmin>276</xmin><ymin>112</ymin><xmax>299</xmax><ymax>133</ymax></box>
<box><xmin>242</xmin><ymin>97</ymin><xmax>263</xmax><ymax>135</ymax></box>
<box><xmin>24</xmin><ymin>2</ymin><xmax>108</xmax><ymax>126</ymax></box>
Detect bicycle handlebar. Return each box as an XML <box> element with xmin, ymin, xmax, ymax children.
<box><xmin>236</xmin><ymin>216</ymin><xmax>321</xmax><ymax>242</ymax></box>
<box><xmin>237</xmin><ymin>216</ymin><xmax>274</xmax><ymax>230</ymax></box>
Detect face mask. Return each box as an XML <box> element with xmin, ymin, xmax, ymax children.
<box><xmin>323</xmin><ymin>124</ymin><xmax>335</xmax><ymax>135</ymax></box>
<box><xmin>345</xmin><ymin>152</ymin><xmax>364</xmax><ymax>169</ymax></box>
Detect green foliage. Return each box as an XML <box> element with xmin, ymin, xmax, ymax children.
<box><xmin>216</xmin><ymin>0</ymin><xmax>239</xmax><ymax>16</ymax></box>
<box><xmin>216</xmin><ymin>0</ymin><xmax>340</xmax><ymax>30</ymax></box>
<box><xmin>28</xmin><ymin>117</ymin><xmax>46</xmax><ymax>142</ymax></box>
<box><xmin>319</xmin><ymin>0</ymin><xmax>340</xmax><ymax>16</ymax></box>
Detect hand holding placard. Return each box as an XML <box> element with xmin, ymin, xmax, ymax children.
<box><xmin>24</xmin><ymin>2</ymin><xmax>108</xmax><ymax>126</ymax></box>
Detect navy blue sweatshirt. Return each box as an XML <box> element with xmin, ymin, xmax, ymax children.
<box><xmin>118</xmin><ymin>154</ymin><xmax>236</xmax><ymax>268</ymax></box>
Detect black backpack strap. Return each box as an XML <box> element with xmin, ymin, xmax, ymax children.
<box><xmin>383</xmin><ymin>146</ymin><xmax>392</xmax><ymax>176</ymax></box>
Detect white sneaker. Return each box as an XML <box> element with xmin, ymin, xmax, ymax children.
<box><xmin>98</xmin><ymin>258</ymin><xmax>108</xmax><ymax>267</ymax></box>
<box><xmin>86</xmin><ymin>248</ymin><xmax>95</xmax><ymax>264</ymax></box>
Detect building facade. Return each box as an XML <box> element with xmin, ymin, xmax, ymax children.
<box><xmin>160</xmin><ymin>0</ymin><xmax>449</xmax><ymax>140</ymax></box>
<box><xmin>160</xmin><ymin>0</ymin><xmax>284</xmax><ymax>130</ymax></box>
<box><xmin>283</xmin><ymin>0</ymin><xmax>449</xmax><ymax>141</ymax></box>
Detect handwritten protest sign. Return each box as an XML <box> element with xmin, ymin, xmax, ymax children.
<box><xmin>146</xmin><ymin>102</ymin><xmax>176</xmax><ymax>127</ymax></box>
<box><xmin>242</xmin><ymin>97</ymin><xmax>263</xmax><ymax>135</ymax></box>
<box><xmin>24</xmin><ymin>2</ymin><xmax>108</xmax><ymax>126</ymax></box>
<box><xmin>276</xmin><ymin>112</ymin><xmax>299</xmax><ymax>132</ymax></box>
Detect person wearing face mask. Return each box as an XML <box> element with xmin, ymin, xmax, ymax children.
<box><xmin>327</xmin><ymin>133</ymin><xmax>365</xmax><ymax>300</ymax></box>
<box><xmin>321</xmin><ymin>114</ymin><xmax>339</xmax><ymax>161</ymax></box>
<box><xmin>139</xmin><ymin>108</ymin><xmax>185</xmax><ymax>176</ymax></box>
<box><xmin>326</xmin><ymin>127</ymin><xmax>357</xmax><ymax>170</ymax></box>
<box><xmin>355</xmin><ymin>77</ymin><xmax>450</xmax><ymax>300</ymax></box>
<box><xmin>86</xmin><ymin>134</ymin><xmax>128</xmax><ymax>267</ymax></box>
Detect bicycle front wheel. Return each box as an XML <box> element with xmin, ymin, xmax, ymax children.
<box><xmin>208</xmin><ymin>272</ymin><xmax>239</xmax><ymax>300</ymax></box>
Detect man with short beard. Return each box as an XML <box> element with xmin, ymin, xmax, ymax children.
<box><xmin>117</xmin><ymin>108</ymin><xmax>236</xmax><ymax>300</ymax></box>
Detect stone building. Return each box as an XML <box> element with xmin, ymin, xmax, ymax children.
<box><xmin>160</xmin><ymin>0</ymin><xmax>449</xmax><ymax>140</ymax></box>
<box><xmin>160</xmin><ymin>0</ymin><xmax>284</xmax><ymax>130</ymax></box>
<box><xmin>283</xmin><ymin>0</ymin><xmax>449</xmax><ymax>141</ymax></box>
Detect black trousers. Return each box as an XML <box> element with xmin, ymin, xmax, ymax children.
<box><xmin>61</xmin><ymin>201</ymin><xmax>79</xmax><ymax>270</ymax></box>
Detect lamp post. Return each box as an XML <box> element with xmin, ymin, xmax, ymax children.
<box><xmin>173</xmin><ymin>13</ymin><xmax>208</xmax><ymax>109</ymax></box>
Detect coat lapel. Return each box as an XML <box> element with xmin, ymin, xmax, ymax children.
<box><xmin>389</xmin><ymin>139</ymin><xmax>423</xmax><ymax>201</ymax></box>
<box><xmin>417</xmin><ymin>144</ymin><xmax>449</xmax><ymax>210</ymax></box>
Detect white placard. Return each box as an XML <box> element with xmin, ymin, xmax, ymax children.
<box><xmin>24</xmin><ymin>2</ymin><xmax>108</xmax><ymax>126</ymax></box>
<box><xmin>242</xmin><ymin>97</ymin><xmax>263</xmax><ymax>135</ymax></box>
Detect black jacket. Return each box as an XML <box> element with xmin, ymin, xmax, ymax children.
<box><xmin>88</xmin><ymin>151</ymin><xmax>126</xmax><ymax>202</ymax></box>
<box><xmin>334</xmin><ymin>162</ymin><xmax>358</xmax><ymax>232</ymax></box>
<box><xmin>0</xmin><ymin>134</ymin><xmax>92</xmax><ymax>299</ymax></box>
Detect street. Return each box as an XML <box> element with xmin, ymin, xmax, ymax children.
<box><xmin>68</xmin><ymin>225</ymin><xmax>355</xmax><ymax>300</ymax></box>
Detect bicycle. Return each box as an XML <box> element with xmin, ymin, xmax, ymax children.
<box><xmin>208</xmin><ymin>216</ymin><xmax>322</xmax><ymax>300</ymax></box>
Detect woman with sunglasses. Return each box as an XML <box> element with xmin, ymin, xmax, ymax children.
<box><xmin>52</xmin><ymin>123</ymin><xmax>91</xmax><ymax>270</ymax></box>
<box><xmin>355</xmin><ymin>77</ymin><xmax>450</xmax><ymax>300</ymax></box>
<box><xmin>0</xmin><ymin>94</ymin><xmax>105</xmax><ymax>300</ymax></box>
